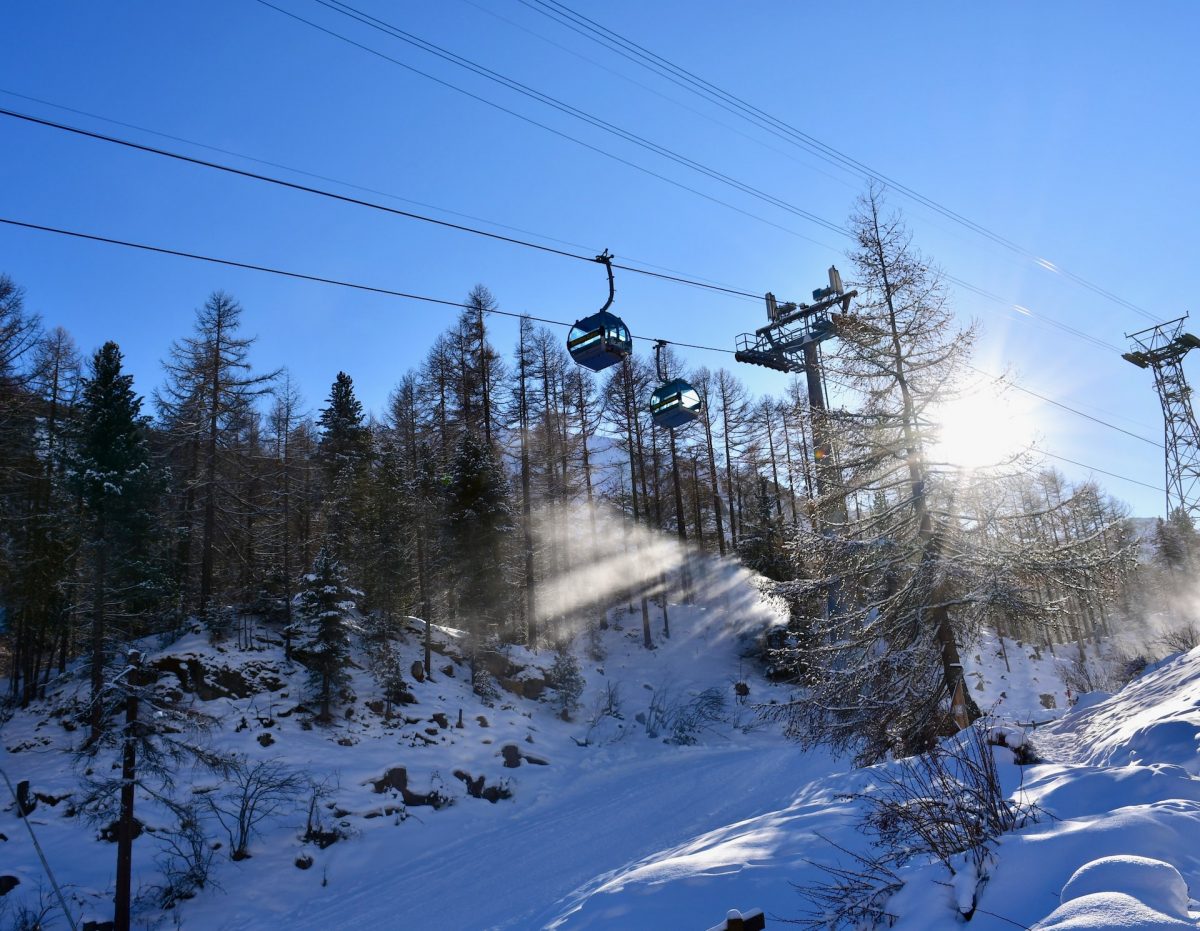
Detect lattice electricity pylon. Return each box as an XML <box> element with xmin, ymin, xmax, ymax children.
<box><xmin>1123</xmin><ymin>315</ymin><xmax>1200</xmax><ymax>519</ymax></box>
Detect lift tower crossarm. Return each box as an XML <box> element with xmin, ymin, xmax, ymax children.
<box><xmin>1123</xmin><ymin>314</ymin><xmax>1200</xmax><ymax>520</ymax></box>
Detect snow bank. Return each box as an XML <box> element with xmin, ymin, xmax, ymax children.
<box><xmin>1034</xmin><ymin>892</ymin><xmax>1197</xmax><ymax>930</ymax></box>
<box><xmin>1060</xmin><ymin>856</ymin><xmax>1191</xmax><ymax>918</ymax></box>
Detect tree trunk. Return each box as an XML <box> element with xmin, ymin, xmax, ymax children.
<box><xmin>114</xmin><ymin>655</ymin><xmax>139</xmax><ymax>931</ymax></box>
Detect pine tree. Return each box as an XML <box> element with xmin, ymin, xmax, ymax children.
<box><xmin>443</xmin><ymin>430</ymin><xmax>514</xmax><ymax>689</ymax></box>
<box><xmin>297</xmin><ymin>547</ymin><xmax>360</xmax><ymax>722</ymax></box>
<box><xmin>72</xmin><ymin>342</ymin><xmax>162</xmax><ymax>739</ymax></box>
<box><xmin>317</xmin><ymin>371</ymin><xmax>371</xmax><ymax>478</ymax></box>
<box><xmin>317</xmin><ymin>371</ymin><xmax>373</xmax><ymax>569</ymax></box>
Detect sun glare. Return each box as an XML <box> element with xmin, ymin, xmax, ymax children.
<box><xmin>931</xmin><ymin>388</ymin><xmax>1035</xmax><ymax>470</ymax></box>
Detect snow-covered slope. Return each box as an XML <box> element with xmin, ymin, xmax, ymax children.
<box><xmin>3</xmin><ymin>572</ymin><xmax>1199</xmax><ymax>930</ymax></box>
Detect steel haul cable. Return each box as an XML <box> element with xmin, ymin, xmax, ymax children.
<box><xmin>0</xmin><ymin>214</ymin><xmax>1164</xmax><ymax>493</ymax></box>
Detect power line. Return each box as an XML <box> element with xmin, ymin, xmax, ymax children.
<box><xmin>1</xmin><ymin>104</ymin><xmax>1159</xmax><ymax>442</ymax></box>
<box><xmin>0</xmin><ymin>94</ymin><xmax>1113</xmax><ymax>361</ymax></box>
<box><xmin>244</xmin><ymin>0</ymin><xmax>839</xmax><ymax>254</ymax></box>
<box><xmin>0</xmin><ymin>215</ymin><xmax>704</xmax><ymax>349</ymax></box>
<box><xmin>1038</xmin><ymin>449</ymin><xmax>1165</xmax><ymax>493</ymax></box>
<box><xmin>0</xmin><ymin>214</ymin><xmax>1163</xmax><ymax>492</ymax></box>
<box><xmin>965</xmin><ymin>363</ymin><xmax>1161</xmax><ymax>449</ymax></box>
<box><xmin>253</xmin><ymin>0</ymin><xmax>1136</xmax><ymax>358</ymax></box>
<box><xmin>0</xmin><ymin>87</ymin><xmax>761</xmax><ymax>300</ymax></box>
<box><xmin>520</xmin><ymin>0</ymin><xmax>1159</xmax><ymax>323</ymax></box>
<box><xmin>0</xmin><ymin>105</ymin><xmax>768</xmax><ymax>303</ymax></box>
<box><xmin>294</xmin><ymin>0</ymin><xmax>850</xmax><ymax>237</ymax></box>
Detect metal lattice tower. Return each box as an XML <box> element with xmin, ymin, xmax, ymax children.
<box><xmin>1123</xmin><ymin>315</ymin><xmax>1200</xmax><ymax>519</ymax></box>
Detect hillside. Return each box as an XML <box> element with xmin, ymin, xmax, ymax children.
<box><xmin>2</xmin><ymin>561</ymin><xmax>1199</xmax><ymax>930</ymax></box>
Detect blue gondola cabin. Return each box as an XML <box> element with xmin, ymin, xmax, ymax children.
<box><xmin>567</xmin><ymin>311</ymin><xmax>633</xmax><ymax>372</ymax></box>
<box><xmin>650</xmin><ymin>378</ymin><xmax>701</xmax><ymax>429</ymax></box>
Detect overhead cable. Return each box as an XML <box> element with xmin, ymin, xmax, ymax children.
<box><xmin>520</xmin><ymin>0</ymin><xmax>1159</xmax><ymax>322</ymax></box>
<box><xmin>0</xmin><ymin>214</ymin><xmax>1164</xmax><ymax>485</ymax></box>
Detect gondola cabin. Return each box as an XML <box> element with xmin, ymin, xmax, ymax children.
<box><xmin>649</xmin><ymin>378</ymin><xmax>701</xmax><ymax>429</ymax></box>
<box><xmin>567</xmin><ymin>311</ymin><xmax>632</xmax><ymax>371</ymax></box>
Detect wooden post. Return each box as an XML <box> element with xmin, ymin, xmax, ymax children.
<box><xmin>115</xmin><ymin>649</ymin><xmax>141</xmax><ymax>931</ymax></box>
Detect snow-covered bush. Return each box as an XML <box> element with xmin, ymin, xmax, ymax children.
<box><xmin>643</xmin><ymin>686</ymin><xmax>727</xmax><ymax>744</ymax></box>
<box><xmin>547</xmin><ymin>648</ymin><xmax>585</xmax><ymax>720</ymax></box>
<box><xmin>154</xmin><ymin>801</ymin><xmax>216</xmax><ymax>908</ymax></box>
<box><xmin>794</xmin><ymin>722</ymin><xmax>1039</xmax><ymax>927</ymax></box>
<box><xmin>205</xmin><ymin>756</ymin><xmax>307</xmax><ymax>861</ymax></box>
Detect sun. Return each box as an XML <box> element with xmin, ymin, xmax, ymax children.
<box><xmin>930</xmin><ymin>386</ymin><xmax>1035</xmax><ymax>470</ymax></box>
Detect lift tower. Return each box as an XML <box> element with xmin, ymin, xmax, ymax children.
<box><xmin>735</xmin><ymin>266</ymin><xmax>858</xmax><ymax>526</ymax></box>
<box><xmin>1123</xmin><ymin>315</ymin><xmax>1200</xmax><ymax>520</ymax></box>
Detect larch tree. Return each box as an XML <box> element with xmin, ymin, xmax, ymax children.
<box><xmin>158</xmin><ymin>292</ymin><xmax>277</xmax><ymax>614</ymax></box>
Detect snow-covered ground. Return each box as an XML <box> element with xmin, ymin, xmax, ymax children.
<box><xmin>2</xmin><ymin>561</ymin><xmax>1199</xmax><ymax>930</ymax></box>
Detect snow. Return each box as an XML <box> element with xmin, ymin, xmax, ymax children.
<box><xmin>3</xmin><ymin>568</ymin><xmax>1200</xmax><ymax>930</ymax></box>
<box><xmin>1060</xmin><ymin>856</ymin><xmax>1191</xmax><ymax>918</ymax></box>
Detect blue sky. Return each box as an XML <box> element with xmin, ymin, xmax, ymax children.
<box><xmin>2</xmin><ymin>0</ymin><xmax>1197</xmax><ymax>515</ymax></box>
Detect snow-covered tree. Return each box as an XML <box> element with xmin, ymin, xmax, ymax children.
<box><xmin>443</xmin><ymin>430</ymin><xmax>514</xmax><ymax>689</ymax></box>
<box><xmin>72</xmin><ymin>341</ymin><xmax>163</xmax><ymax>739</ymax></box>
<box><xmin>297</xmin><ymin>546</ymin><xmax>361</xmax><ymax>722</ymax></box>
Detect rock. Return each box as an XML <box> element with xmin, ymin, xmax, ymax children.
<box><xmin>294</xmin><ymin>855</ymin><xmax>314</xmax><ymax>870</ymax></box>
<box><xmin>15</xmin><ymin>780</ymin><xmax>35</xmax><ymax>815</ymax></box>
<box><xmin>441</xmin><ymin>664</ymin><xmax>455</xmax><ymax>678</ymax></box>
<box><xmin>477</xmin><ymin>650</ymin><xmax>511</xmax><ymax>678</ymax></box>
<box><xmin>0</xmin><ymin>876</ymin><xmax>19</xmax><ymax>896</ymax></box>
<box><xmin>522</xmin><ymin>679</ymin><xmax>546</xmax><ymax>700</ymax></box>
<box><xmin>150</xmin><ymin>655</ymin><xmax>279</xmax><ymax>701</ymax></box>
<box><xmin>1039</xmin><ymin>693</ymin><xmax>1058</xmax><ymax>709</ymax></box>
<box><xmin>453</xmin><ymin>770</ymin><xmax>512</xmax><ymax>803</ymax></box>
<box><xmin>501</xmin><ymin>744</ymin><xmax>522</xmax><ymax>768</ymax></box>
<box><xmin>369</xmin><ymin>767</ymin><xmax>448</xmax><ymax>808</ymax></box>
<box><xmin>497</xmin><ymin>676</ymin><xmax>524</xmax><ymax>697</ymax></box>
<box><xmin>99</xmin><ymin>818</ymin><xmax>144</xmax><ymax>843</ymax></box>
<box><xmin>499</xmin><ymin>744</ymin><xmax>546</xmax><ymax>767</ymax></box>
<box><xmin>410</xmin><ymin>661</ymin><xmax>425</xmax><ymax>683</ymax></box>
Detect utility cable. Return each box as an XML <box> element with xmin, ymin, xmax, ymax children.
<box><xmin>1</xmin><ymin>93</ymin><xmax>1114</xmax><ymax>358</ymax></box>
<box><xmin>297</xmin><ymin>0</ymin><xmax>850</xmax><ymax>237</ymax></box>
<box><xmin>521</xmin><ymin>0</ymin><xmax>1158</xmax><ymax>322</ymax></box>
<box><xmin>244</xmin><ymin>0</ymin><xmax>839</xmax><ymax>253</ymax></box>
<box><xmin>251</xmin><ymin>1</ymin><xmax>1140</xmax><ymax>357</ymax></box>
<box><xmin>0</xmin><ymin>214</ymin><xmax>1165</xmax><ymax>490</ymax></box>
<box><xmin>1037</xmin><ymin>449</ymin><xmax>1164</xmax><ymax>493</ymax></box>
<box><xmin>0</xmin><ymin>766</ymin><xmax>79</xmax><ymax>931</ymax></box>
<box><xmin>0</xmin><ymin>106</ymin><xmax>771</xmax><ymax>302</ymax></box>
<box><xmin>0</xmin><ymin>87</ymin><xmax>762</xmax><ymax>301</ymax></box>
<box><xmin>964</xmin><ymin>363</ymin><xmax>1161</xmax><ymax>449</ymax></box>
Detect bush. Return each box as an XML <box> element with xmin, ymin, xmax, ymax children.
<box><xmin>548</xmin><ymin>649</ymin><xmax>585</xmax><ymax>720</ymax></box>
<box><xmin>793</xmin><ymin>722</ymin><xmax>1039</xmax><ymax>928</ymax></box>
<box><xmin>205</xmin><ymin>757</ymin><xmax>306</xmax><ymax>860</ymax></box>
<box><xmin>643</xmin><ymin>686</ymin><xmax>727</xmax><ymax>745</ymax></box>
